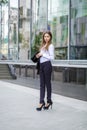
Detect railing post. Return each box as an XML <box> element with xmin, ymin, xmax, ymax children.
<box><xmin>25</xmin><ymin>65</ymin><xmax>28</xmax><ymax>77</ymax></box>
<box><xmin>86</xmin><ymin>68</ymin><xmax>87</xmax><ymax>89</ymax></box>
<box><xmin>19</xmin><ymin>65</ymin><xmax>21</xmax><ymax>76</ymax></box>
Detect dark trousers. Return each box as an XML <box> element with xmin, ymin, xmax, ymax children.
<box><xmin>39</xmin><ymin>61</ymin><xmax>52</xmax><ymax>104</ymax></box>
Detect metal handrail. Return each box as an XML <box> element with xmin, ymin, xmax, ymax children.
<box><xmin>0</xmin><ymin>60</ymin><xmax>87</xmax><ymax>68</ymax></box>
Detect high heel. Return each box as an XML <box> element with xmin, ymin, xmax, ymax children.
<box><xmin>43</xmin><ymin>102</ymin><xmax>53</xmax><ymax>110</ymax></box>
<box><xmin>36</xmin><ymin>103</ymin><xmax>45</xmax><ymax>111</ymax></box>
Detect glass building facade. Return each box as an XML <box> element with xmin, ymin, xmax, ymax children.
<box><xmin>0</xmin><ymin>0</ymin><xmax>87</xmax><ymax>61</ymax></box>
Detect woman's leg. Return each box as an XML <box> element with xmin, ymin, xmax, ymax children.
<box><xmin>39</xmin><ymin>63</ymin><xmax>45</xmax><ymax>104</ymax></box>
<box><xmin>44</xmin><ymin>61</ymin><xmax>52</xmax><ymax>103</ymax></box>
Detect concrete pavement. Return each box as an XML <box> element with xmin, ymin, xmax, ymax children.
<box><xmin>4</xmin><ymin>77</ymin><xmax>87</xmax><ymax>101</ymax></box>
<box><xmin>0</xmin><ymin>80</ymin><xmax>87</xmax><ymax>130</ymax></box>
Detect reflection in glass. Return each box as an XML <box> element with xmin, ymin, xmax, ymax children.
<box><xmin>0</xmin><ymin>0</ymin><xmax>8</xmax><ymax>59</ymax></box>
<box><xmin>9</xmin><ymin>0</ymin><xmax>18</xmax><ymax>60</ymax></box>
<box><xmin>19</xmin><ymin>0</ymin><xmax>30</xmax><ymax>60</ymax></box>
<box><xmin>70</xmin><ymin>0</ymin><xmax>87</xmax><ymax>59</ymax></box>
<box><xmin>31</xmin><ymin>0</ymin><xmax>48</xmax><ymax>57</ymax></box>
<box><xmin>48</xmin><ymin>0</ymin><xmax>69</xmax><ymax>59</ymax></box>
<box><xmin>0</xmin><ymin>0</ymin><xmax>87</xmax><ymax>61</ymax></box>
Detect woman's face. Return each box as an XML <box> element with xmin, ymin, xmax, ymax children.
<box><xmin>44</xmin><ymin>33</ymin><xmax>51</xmax><ymax>43</ymax></box>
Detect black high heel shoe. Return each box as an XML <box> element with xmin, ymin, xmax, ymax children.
<box><xmin>43</xmin><ymin>102</ymin><xmax>53</xmax><ymax>110</ymax></box>
<box><xmin>36</xmin><ymin>103</ymin><xmax>45</xmax><ymax>111</ymax></box>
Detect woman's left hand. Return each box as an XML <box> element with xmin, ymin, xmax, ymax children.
<box><xmin>36</xmin><ymin>53</ymin><xmax>42</xmax><ymax>58</ymax></box>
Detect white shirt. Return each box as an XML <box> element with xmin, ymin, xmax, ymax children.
<box><xmin>40</xmin><ymin>44</ymin><xmax>54</xmax><ymax>63</ymax></box>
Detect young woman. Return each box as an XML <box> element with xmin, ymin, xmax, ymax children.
<box><xmin>36</xmin><ymin>31</ymin><xmax>54</xmax><ymax>111</ymax></box>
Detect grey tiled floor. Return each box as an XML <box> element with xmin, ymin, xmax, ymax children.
<box><xmin>0</xmin><ymin>80</ymin><xmax>87</xmax><ymax>130</ymax></box>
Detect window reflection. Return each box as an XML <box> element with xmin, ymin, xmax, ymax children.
<box><xmin>0</xmin><ymin>0</ymin><xmax>87</xmax><ymax>60</ymax></box>
<box><xmin>70</xmin><ymin>0</ymin><xmax>87</xmax><ymax>59</ymax></box>
<box><xmin>19</xmin><ymin>0</ymin><xmax>30</xmax><ymax>60</ymax></box>
<box><xmin>9</xmin><ymin>6</ymin><xmax>18</xmax><ymax>60</ymax></box>
<box><xmin>0</xmin><ymin>1</ymin><xmax>8</xmax><ymax>59</ymax></box>
<box><xmin>48</xmin><ymin>0</ymin><xmax>69</xmax><ymax>59</ymax></box>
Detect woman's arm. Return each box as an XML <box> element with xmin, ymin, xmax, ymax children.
<box><xmin>42</xmin><ymin>44</ymin><xmax>54</xmax><ymax>60</ymax></box>
<box><xmin>36</xmin><ymin>44</ymin><xmax>54</xmax><ymax>60</ymax></box>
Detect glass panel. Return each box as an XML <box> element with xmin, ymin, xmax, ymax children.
<box><xmin>37</xmin><ymin>0</ymin><xmax>48</xmax><ymax>31</ymax></box>
<box><xmin>31</xmin><ymin>0</ymin><xmax>39</xmax><ymax>56</ymax></box>
<box><xmin>31</xmin><ymin>0</ymin><xmax>48</xmax><ymax>57</ymax></box>
<box><xmin>48</xmin><ymin>0</ymin><xmax>69</xmax><ymax>59</ymax></box>
<box><xmin>19</xmin><ymin>0</ymin><xmax>30</xmax><ymax>60</ymax></box>
<box><xmin>70</xmin><ymin>0</ymin><xmax>87</xmax><ymax>59</ymax></box>
<box><xmin>8</xmin><ymin>0</ymin><xmax>18</xmax><ymax>60</ymax></box>
<box><xmin>0</xmin><ymin>0</ymin><xmax>8</xmax><ymax>60</ymax></box>
<box><xmin>0</xmin><ymin>5</ymin><xmax>1</xmax><ymax>58</ymax></box>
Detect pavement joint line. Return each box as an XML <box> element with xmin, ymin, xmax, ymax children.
<box><xmin>0</xmin><ymin>80</ymin><xmax>87</xmax><ymax>112</ymax></box>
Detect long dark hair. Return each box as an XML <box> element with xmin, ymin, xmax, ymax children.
<box><xmin>40</xmin><ymin>31</ymin><xmax>52</xmax><ymax>50</ymax></box>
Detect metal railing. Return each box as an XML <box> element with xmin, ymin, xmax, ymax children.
<box><xmin>0</xmin><ymin>60</ymin><xmax>87</xmax><ymax>68</ymax></box>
